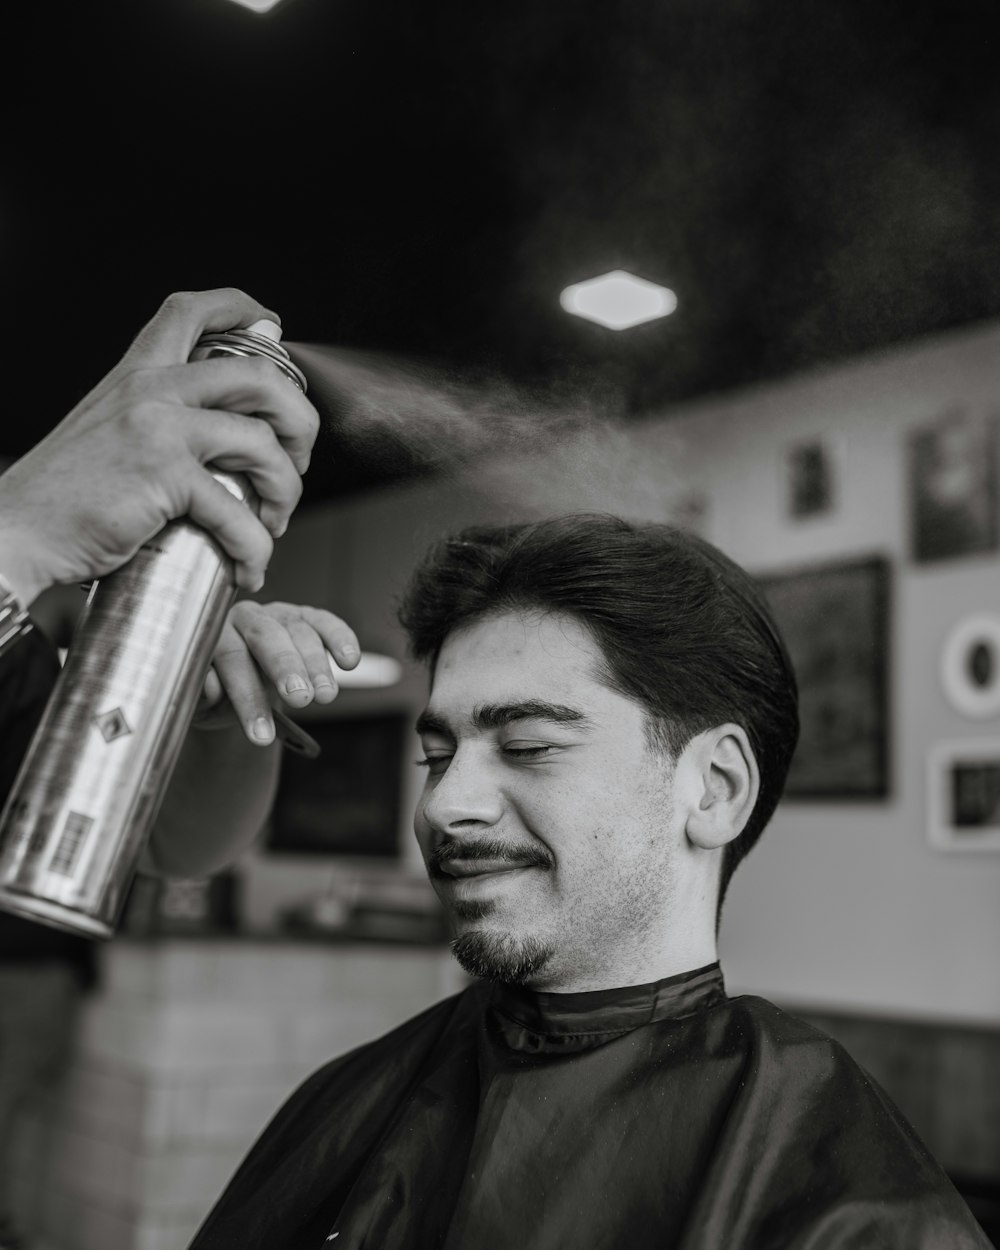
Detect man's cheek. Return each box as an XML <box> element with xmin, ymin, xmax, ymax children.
<box><xmin>412</xmin><ymin>809</ymin><xmax>433</xmax><ymax>861</ymax></box>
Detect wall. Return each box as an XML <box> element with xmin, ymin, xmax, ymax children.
<box><xmin>15</xmin><ymin>940</ymin><xmax>462</xmax><ymax>1250</ymax></box>
<box><xmin>248</xmin><ymin>317</ymin><xmax>1000</xmax><ymax>1025</ymax></box>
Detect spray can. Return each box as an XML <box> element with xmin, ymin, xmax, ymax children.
<box><xmin>0</xmin><ymin>322</ymin><xmax>307</xmax><ymax>938</ymax></box>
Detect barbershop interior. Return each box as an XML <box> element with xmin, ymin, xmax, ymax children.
<box><xmin>3</xmin><ymin>1</ymin><xmax>1000</xmax><ymax>1247</ymax></box>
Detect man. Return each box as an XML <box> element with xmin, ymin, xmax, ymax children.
<box><xmin>0</xmin><ymin>288</ymin><xmax>360</xmax><ymax>1250</ymax></box>
<box><xmin>188</xmin><ymin>514</ymin><xmax>990</xmax><ymax>1249</ymax></box>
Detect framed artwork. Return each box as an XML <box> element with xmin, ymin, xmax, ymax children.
<box><xmin>927</xmin><ymin>739</ymin><xmax>1000</xmax><ymax>852</ymax></box>
<box><xmin>267</xmin><ymin>713</ymin><xmax>409</xmax><ymax>858</ymax></box>
<box><xmin>908</xmin><ymin>408</ymin><xmax>999</xmax><ymax>563</ymax></box>
<box><xmin>939</xmin><ymin>613</ymin><xmax>1000</xmax><ymax>720</ymax></box>
<box><xmin>784</xmin><ymin>436</ymin><xmax>837</xmax><ymax>519</ymax></box>
<box><xmin>757</xmin><ymin>555</ymin><xmax>890</xmax><ymax>799</ymax></box>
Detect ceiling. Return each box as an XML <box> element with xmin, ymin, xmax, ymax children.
<box><xmin>6</xmin><ymin>0</ymin><xmax>1000</xmax><ymax>507</ymax></box>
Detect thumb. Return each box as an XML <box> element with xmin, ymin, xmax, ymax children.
<box><xmin>120</xmin><ymin>288</ymin><xmax>282</xmax><ymax>371</ymax></box>
<box><xmin>201</xmin><ymin>665</ymin><xmax>224</xmax><ymax>708</ymax></box>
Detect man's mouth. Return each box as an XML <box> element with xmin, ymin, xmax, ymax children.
<box><xmin>428</xmin><ymin>839</ymin><xmax>554</xmax><ymax>881</ymax></box>
<box><xmin>436</xmin><ymin>859</ymin><xmax>536</xmax><ymax>879</ymax></box>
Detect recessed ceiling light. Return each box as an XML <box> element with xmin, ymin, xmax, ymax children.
<box><xmin>223</xmin><ymin>0</ymin><xmax>290</xmax><ymax>13</ymax></box>
<box><xmin>328</xmin><ymin>652</ymin><xmax>404</xmax><ymax>689</ymax></box>
<box><xmin>559</xmin><ymin>270</ymin><xmax>678</xmax><ymax>330</ymax></box>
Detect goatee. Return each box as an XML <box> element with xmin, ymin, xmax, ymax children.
<box><xmin>450</xmin><ymin>929</ymin><xmax>552</xmax><ymax>985</ymax></box>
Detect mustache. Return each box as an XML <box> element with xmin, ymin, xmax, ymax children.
<box><xmin>428</xmin><ymin>836</ymin><xmax>554</xmax><ymax>878</ymax></box>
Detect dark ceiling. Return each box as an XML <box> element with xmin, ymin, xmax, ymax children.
<box><xmin>7</xmin><ymin>0</ymin><xmax>1000</xmax><ymax>507</ymax></box>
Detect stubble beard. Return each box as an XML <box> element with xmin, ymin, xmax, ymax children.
<box><xmin>448</xmin><ymin>899</ymin><xmax>553</xmax><ymax>985</ymax></box>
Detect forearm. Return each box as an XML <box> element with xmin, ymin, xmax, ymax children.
<box><xmin>144</xmin><ymin>726</ymin><xmax>281</xmax><ymax>878</ymax></box>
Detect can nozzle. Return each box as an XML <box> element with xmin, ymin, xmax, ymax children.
<box><xmin>246</xmin><ymin>319</ymin><xmax>283</xmax><ymax>343</ymax></box>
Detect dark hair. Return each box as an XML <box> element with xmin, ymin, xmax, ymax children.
<box><xmin>397</xmin><ymin>513</ymin><xmax>799</xmax><ymax>912</ymax></box>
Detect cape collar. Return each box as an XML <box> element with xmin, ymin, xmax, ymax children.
<box><xmin>486</xmin><ymin>962</ymin><xmax>727</xmax><ymax>1054</ymax></box>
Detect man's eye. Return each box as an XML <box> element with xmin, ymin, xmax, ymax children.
<box><xmin>415</xmin><ymin>754</ymin><xmax>452</xmax><ymax>776</ymax></box>
<box><xmin>503</xmin><ymin>744</ymin><xmax>553</xmax><ymax>760</ymax></box>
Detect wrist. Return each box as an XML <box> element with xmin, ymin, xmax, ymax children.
<box><xmin>0</xmin><ymin>533</ymin><xmax>53</xmax><ymax>606</ymax></box>
<box><xmin>0</xmin><ymin>572</ymin><xmax>34</xmax><ymax>657</ymax></box>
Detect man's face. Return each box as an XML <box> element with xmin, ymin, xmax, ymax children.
<box><xmin>413</xmin><ymin>609</ymin><xmax>690</xmax><ymax>991</ymax></box>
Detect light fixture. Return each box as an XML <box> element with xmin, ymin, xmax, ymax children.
<box><xmin>223</xmin><ymin>0</ymin><xmax>290</xmax><ymax>13</ymax></box>
<box><xmin>559</xmin><ymin>270</ymin><xmax>678</xmax><ymax>330</ymax></box>
<box><xmin>328</xmin><ymin>651</ymin><xmax>403</xmax><ymax>689</ymax></box>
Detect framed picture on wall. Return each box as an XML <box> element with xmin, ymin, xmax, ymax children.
<box><xmin>756</xmin><ymin>555</ymin><xmax>890</xmax><ymax>800</ymax></box>
<box><xmin>939</xmin><ymin>613</ymin><xmax>1000</xmax><ymax>720</ymax></box>
<box><xmin>927</xmin><ymin>739</ymin><xmax>1000</xmax><ymax>852</ymax></box>
<box><xmin>267</xmin><ymin>713</ymin><xmax>409</xmax><ymax>858</ymax></box>
<box><xmin>908</xmin><ymin>407</ymin><xmax>1000</xmax><ymax>563</ymax></box>
<box><xmin>783</xmin><ymin>436</ymin><xmax>838</xmax><ymax>520</ymax></box>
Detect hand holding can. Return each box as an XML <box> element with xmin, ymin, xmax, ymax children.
<box><xmin>0</xmin><ymin>291</ymin><xmax>316</xmax><ymax>938</ymax></box>
<box><xmin>0</xmin><ymin>288</ymin><xmax>319</xmax><ymax>605</ymax></box>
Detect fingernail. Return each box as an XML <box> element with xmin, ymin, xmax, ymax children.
<box><xmin>251</xmin><ymin>717</ymin><xmax>274</xmax><ymax>744</ymax></box>
<box><xmin>313</xmin><ymin>674</ymin><xmax>334</xmax><ymax>690</ymax></box>
<box><xmin>284</xmin><ymin>674</ymin><xmax>309</xmax><ymax>695</ymax></box>
<box><xmin>341</xmin><ymin>644</ymin><xmax>360</xmax><ymax>662</ymax></box>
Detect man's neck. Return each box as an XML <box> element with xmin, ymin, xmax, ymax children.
<box><xmin>522</xmin><ymin>940</ymin><xmax>720</xmax><ymax>994</ymax></box>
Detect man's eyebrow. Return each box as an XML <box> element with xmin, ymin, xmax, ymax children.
<box><xmin>415</xmin><ymin>701</ymin><xmax>592</xmax><ymax>736</ymax></box>
<box><xmin>414</xmin><ymin>710</ymin><xmax>452</xmax><ymax>737</ymax></box>
<box><xmin>474</xmin><ymin>701</ymin><xmax>592</xmax><ymax>730</ymax></box>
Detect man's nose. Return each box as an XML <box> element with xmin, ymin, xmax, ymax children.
<box><xmin>419</xmin><ymin>749</ymin><xmax>505</xmax><ymax>832</ymax></box>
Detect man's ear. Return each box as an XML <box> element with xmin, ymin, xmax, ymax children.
<box><xmin>684</xmin><ymin>724</ymin><xmax>760</xmax><ymax>850</ymax></box>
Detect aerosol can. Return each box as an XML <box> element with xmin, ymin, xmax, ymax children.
<box><xmin>0</xmin><ymin>322</ymin><xmax>307</xmax><ymax>938</ymax></box>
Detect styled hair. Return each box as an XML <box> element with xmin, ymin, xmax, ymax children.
<box><xmin>397</xmin><ymin>513</ymin><xmax>799</xmax><ymax>911</ymax></box>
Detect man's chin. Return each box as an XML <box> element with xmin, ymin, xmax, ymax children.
<box><xmin>450</xmin><ymin>927</ymin><xmax>552</xmax><ymax>985</ymax></box>
<box><xmin>450</xmin><ymin>897</ymin><xmax>496</xmax><ymax>923</ymax></box>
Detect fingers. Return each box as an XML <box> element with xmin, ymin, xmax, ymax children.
<box><xmin>212</xmin><ymin>619</ymin><xmax>278</xmax><ymax>745</ymax></box>
<box><xmin>100</xmin><ymin>290</ymin><xmax>319</xmax><ymax>547</ymax></box>
<box><xmin>186</xmin><ymin>471</ymin><xmax>274</xmax><ymax>592</ymax></box>
<box><xmin>285</xmin><ymin>617</ymin><xmax>338</xmax><ymax>704</ymax></box>
<box><xmin>191</xmin><ymin>666</ymin><xmax>226</xmax><ymax>729</ymax></box>
<box><xmin>169</xmin><ymin>356</ymin><xmax>319</xmax><ymax>474</ymax></box>
<box><xmin>231</xmin><ymin>609</ymin><xmax>318</xmax><ymax>711</ymax></box>
<box><xmin>121</xmin><ymin>289</ymin><xmax>282</xmax><ymax>372</ymax></box>
<box><xmin>229</xmin><ymin>604</ymin><xmax>360</xmax><ymax>703</ymax></box>
<box><xmin>292</xmin><ymin>604</ymin><xmax>361</xmax><ymax>671</ymax></box>
<box><xmin>202</xmin><ymin>667</ymin><xmax>223</xmax><ymax>707</ymax></box>
<box><xmin>100</xmin><ymin>353</ymin><xmax>316</xmax><ymax>544</ymax></box>
<box><xmin>186</xmin><ymin>408</ymin><xmax>304</xmax><ymax>538</ymax></box>
<box><xmin>279</xmin><ymin>609</ymin><xmax>362</xmax><ymax>704</ymax></box>
<box><xmin>211</xmin><ymin>603</ymin><xmax>361</xmax><ymax>745</ymax></box>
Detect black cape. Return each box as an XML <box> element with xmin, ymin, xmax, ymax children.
<box><xmin>188</xmin><ymin>963</ymin><xmax>990</xmax><ymax>1249</ymax></box>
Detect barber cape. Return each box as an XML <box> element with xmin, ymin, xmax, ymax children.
<box><xmin>188</xmin><ymin>963</ymin><xmax>990</xmax><ymax>1249</ymax></box>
